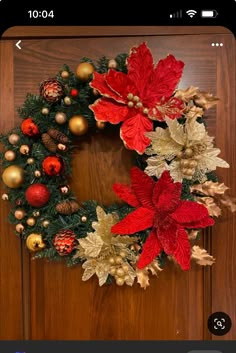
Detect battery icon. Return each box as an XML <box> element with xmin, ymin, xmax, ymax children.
<box><xmin>201</xmin><ymin>10</ymin><xmax>218</xmax><ymax>18</ymax></box>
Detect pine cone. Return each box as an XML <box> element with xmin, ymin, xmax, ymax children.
<box><xmin>40</xmin><ymin>78</ymin><xmax>64</xmax><ymax>103</ymax></box>
<box><xmin>47</xmin><ymin>128</ymin><xmax>69</xmax><ymax>143</ymax></box>
<box><xmin>41</xmin><ymin>133</ymin><xmax>57</xmax><ymax>152</ymax></box>
<box><xmin>56</xmin><ymin>200</ymin><xmax>80</xmax><ymax>215</ymax></box>
<box><xmin>53</xmin><ymin>229</ymin><xmax>76</xmax><ymax>256</ymax></box>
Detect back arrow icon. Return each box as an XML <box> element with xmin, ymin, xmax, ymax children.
<box><xmin>16</xmin><ymin>40</ymin><xmax>22</xmax><ymax>49</ymax></box>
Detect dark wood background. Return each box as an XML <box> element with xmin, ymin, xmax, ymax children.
<box><xmin>0</xmin><ymin>26</ymin><xmax>235</xmax><ymax>340</ymax></box>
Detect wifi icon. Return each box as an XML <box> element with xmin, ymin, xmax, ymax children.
<box><xmin>186</xmin><ymin>9</ymin><xmax>197</xmax><ymax>17</ymax></box>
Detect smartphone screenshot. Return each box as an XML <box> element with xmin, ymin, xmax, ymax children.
<box><xmin>0</xmin><ymin>1</ymin><xmax>235</xmax><ymax>353</ymax></box>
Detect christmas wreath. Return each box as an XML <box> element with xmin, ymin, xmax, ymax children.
<box><xmin>1</xmin><ymin>42</ymin><xmax>235</xmax><ymax>289</ymax></box>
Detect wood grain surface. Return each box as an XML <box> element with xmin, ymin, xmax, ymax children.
<box><xmin>2</xmin><ymin>26</ymin><xmax>232</xmax><ymax>38</ymax></box>
<box><xmin>0</xmin><ymin>26</ymin><xmax>235</xmax><ymax>340</ymax></box>
<box><xmin>212</xmin><ymin>32</ymin><xmax>236</xmax><ymax>340</ymax></box>
<box><xmin>0</xmin><ymin>41</ymin><xmax>24</xmax><ymax>339</ymax></box>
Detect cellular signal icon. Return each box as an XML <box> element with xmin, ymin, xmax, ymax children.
<box><xmin>186</xmin><ymin>9</ymin><xmax>197</xmax><ymax>17</ymax></box>
<box><xmin>169</xmin><ymin>10</ymin><xmax>182</xmax><ymax>18</ymax></box>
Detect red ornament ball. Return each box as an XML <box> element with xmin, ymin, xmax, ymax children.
<box><xmin>25</xmin><ymin>183</ymin><xmax>50</xmax><ymax>207</ymax></box>
<box><xmin>42</xmin><ymin>156</ymin><xmax>63</xmax><ymax>176</ymax></box>
<box><xmin>70</xmin><ymin>88</ymin><xmax>79</xmax><ymax>97</ymax></box>
<box><xmin>21</xmin><ymin>118</ymin><xmax>39</xmax><ymax>136</ymax></box>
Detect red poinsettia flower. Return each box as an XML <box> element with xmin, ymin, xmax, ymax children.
<box><xmin>111</xmin><ymin>167</ymin><xmax>214</xmax><ymax>270</ymax></box>
<box><xmin>89</xmin><ymin>42</ymin><xmax>185</xmax><ymax>154</ymax></box>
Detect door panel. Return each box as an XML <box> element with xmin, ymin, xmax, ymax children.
<box><xmin>0</xmin><ymin>27</ymin><xmax>235</xmax><ymax>340</ymax></box>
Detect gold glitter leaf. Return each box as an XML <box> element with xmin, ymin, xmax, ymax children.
<box><xmin>186</xmin><ymin>118</ymin><xmax>206</xmax><ymax>141</ymax></box>
<box><xmin>174</xmin><ymin>86</ymin><xmax>199</xmax><ymax>102</ymax></box>
<box><xmin>82</xmin><ymin>259</ymin><xmax>110</xmax><ymax>286</ymax></box>
<box><xmin>197</xmin><ymin>148</ymin><xmax>230</xmax><ymax>171</ymax></box>
<box><xmin>136</xmin><ymin>269</ymin><xmax>150</xmax><ymax>289</ymax></box>
<box><xmin>190</xmin><ymin>181</ymin><xmax>229</xmax><ymax>196</ymax></box>
<box><xmin>165</xmin><ymin>117</ymin><xmax>186</xmax><ymax>145</ymax></box>
<box><xmin>148</xmin><ymin>259</ymin><xmax>163</xmax><ymax>275</ymax></box>
<box><xmin>95</xmin><ymin>262</ymin><xmax>111</xmax><ymax>286</ymax></box>
<box><xmin>144</xmin><ymin>155</ymin><xmax>167</xmax><ymax>178</ymax></box>
<box><xmin>82</xmin><ymin>259</ymin><xmax>97</xmax><ymax>281</ymax></box>
<box><xmin>196</xmin><ymin>196</ymin><xmax>222</xmax><ymax>217</ymax></box>
<box><xmin>187</xmin><ymin>229</ymin><xmax>200</xmax><ymax>240</ymax></box>
<box><xmin>112</xmin><ymin>235</ymin><xmax>136</xmax><ymax>246</ymax></box>
<box><xmin>78</xmin><ymin>233</ymin><xmax>104</xmax><ymax>257</ymax></box>
<box><xmin>168</xmin><ymin>160</ymin><xmax>183</xmax><ymax>182</ymax></box>
<box><xmin>146</xmin><ymin>127</ymin><xmax>182</xmax><ymax>155</ymax></box>
<box><xmin>194</xmin><ymin>91</ymin><xmax>219</xmax><ymax>110</ymax></box>
<box><xmin>185</xmin><ymin>106</ymin><xmax>204</xmax><ymax>120</ymax></box>
<box><xmin>220</xmin><ymin>194</ymin><xmax>236</xmax><ymax>213</ymax></box>
<box><xmin>191</xmin><ymin>245</ymin><xmax>215</xmax><ymax>266</ymax></box>
<box><xmin>91</xmin><ymin>206</ymin><xmax>119</xmax><ymax>243</ymax></box>
<box><xmin>136</xmin><ymin>259</ymin><xmax>163</xmax><ymax>289</ymax></box>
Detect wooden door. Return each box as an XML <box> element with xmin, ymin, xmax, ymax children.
<box><xmin>0</xmin><ymin>26</ymin><xmax>235</xmax><ymax>340</ymax></box>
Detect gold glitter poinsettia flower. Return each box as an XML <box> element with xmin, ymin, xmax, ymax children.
<box><xmin>74</xmin><ymin>206</ymin><xmax>137</xmax><ymax>287</ymax></box>
<box><xmin>145</xmin><ymin>117</ymin><xmax>229</xmax><ymax>183</ymax></box>
<box><xmin>89</xmin><ymin>42</ymin><xmax>185</xmax><ymax>154</ymax></box>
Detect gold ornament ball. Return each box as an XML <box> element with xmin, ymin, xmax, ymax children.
<box><xmin>185</xmin><ymin>168</ymin><xmax>195</xmax><ymax>176</ymax></box>
<box><xmin>26</xmin><ymin>233</ymin><xmax>46</xmax><ymax>252</ymax></box>
<box><xmin>116</xmin><ymin>267</ymin><xmax>125</xmax><ymax>277</ymax></box>
<box><xmin>33</xmin><ymin>210</ymin><xmax>40</xmax><ymax>217</ymax></box>
<box><xmin>27</xmin><ymin>157</ymin><xmax>34</xmax><ymax>165</ymax></box>
<box><xmin>42</xmin><ymin>220</ymin><xmax>50</xmax><ymax>228</ymax></box>
<box><xmin>2</xmin><ymin>193</ymin><xmax>9</xmax><ymax>201</ymax></box>
<box><xmin>27</xmin><ymin>217</ymin><xmax>36</xmax><ymax>226</ymax></box>
<box><xmin>116</xmin><ymin>277</ymin><xmax>125</xmax><ymax>286</ymax></box>
<box><xmin>81</xmin><ymin>215</ymin><xmax>87</xmax><ymax>222</ymax></box>
<box><xmin>61</xmin><ymin>70</ymin><xmax>69</xmax><ymax>79</ymax></box>
<box><xmin>64</xmin><ymin>96</ymin><xmax>72</xmax><ymax>105</ymax></box>
<box><xmin>41</xmin><ymin>107</ymin><xmax>49</xmax><ymax>115</ymax></box>
<box><xmin>16</xmin><ymin>223</ymin><xmax>24</xmax><ymax>233</ymax></box>
<box><xmin>8</xmin><ymin>133</ymin><xmax>20</xmax><ymax>145</ymax></box>
<box><xmin>189</xmin><ymin>159</ymin><xmax>198</xmax><ymax>168</ymax></box>
<box><xmin>122</xmin><ymin>264</ymin><xmax>129</xmax><ymax>273</ymax></box>
<box><xmin>60</xmin><ymin>185</ymin><xmax>69</xmax><ymax>193</ymax></box>
<box><xmin>2</xmin><ymin>165</ymin><xmax>24</xmax><ymax>188</ymax></box>
<box><xmin>57</xmin><ymin>143</ymin><xmax>66</xmax><ymax>151</ymax></box>
<box><xmin>108</xmin><ymin>59</ymin><xmax>117</xmax><ymax>69</ymax></box>
<box><xmin>14</xmin><ymin>209</ymin><xmax>26</xmax><ymax>220</ymax></box>
<box><xmin>185</xmin><ymin>147</ymin><xmax>194</xmax><ymax>157</ymax></box>
<box><xmin>180</xmin><ymin>159</ymin><xmax>189</xmax><ymax>167</ymax></box>
<box><xmin>109</xmin><ymin>267</ymin><xmax>117</xmax><ymax>276</ymax></box>
<box><xmin>176</xmin><ymin>151</ymin><xmax>183</xmax><ymax>159</ymax></box>
<box><xmin>69</xmin><ymin>115</ymin><xmax>88</xmax><ymax>136</ymax></box>
<box><xmin>4</xmin><ymin>150</ymin><xmax>16</xmax><ymax>161</ymax></box>
<box><xmin>115</xmin><ymin>255</ymin><xmax>123</xmax><ymax>265</ymax></box>
<box><xmin>108</xmin><ymin>256</ymin><xmax>115</xmax><ymax>265</ymax></box>
<box><xmin>76</xmin><ymin>62</ymin><xmax>95</xmax><ymax>82</ymax></box>
<box><xmin>55</xmin><ymin>112</ymin><xmax>67</xmax><ymax>124</ymax></box>
<box><xmin>96</xmin><ymin>121</ymin><xmax>106</xmax><ymax>130</ymax></box>
<box><xmin>34</xmin><ymin>170</ymin><xmax>41</xmax><ymax>178</ymax></box>
<box><xmin>20</xmin><ymin>144</ymin><xmax>30</xmax><ymax>155</ymax></box>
